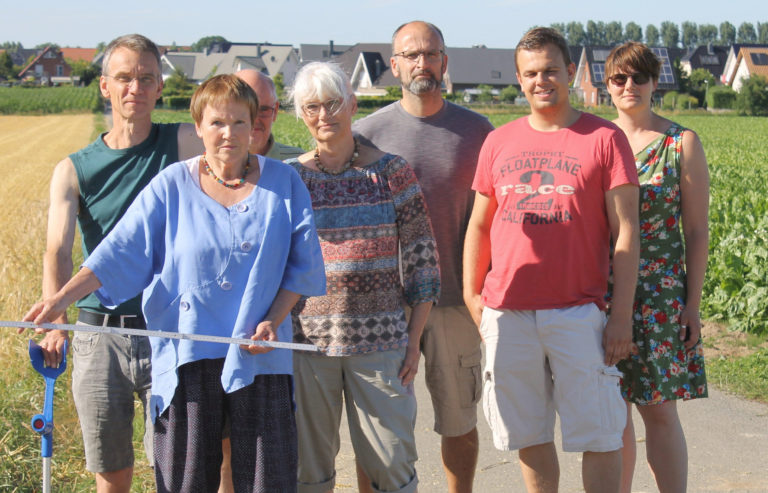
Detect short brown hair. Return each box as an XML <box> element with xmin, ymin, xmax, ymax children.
<box><xmin>605</xmin><ymin>42</ymin><xmax>661</xmax><ymax>82</ymax></box>
<box><xmin>190</xmin><ymin>74</ymin><xmax>259</xmax><ymax>125</ymax></box>
<box><xmin>516</xmin><ymin>27</ymin><xmax>571</xmax><ymax>67</ymax></box>
<box><xmin>102</xmin><ymin>34</ymin><xmax>161</xmax><ymax>76</ymax></box>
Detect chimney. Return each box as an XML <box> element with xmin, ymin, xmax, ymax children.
<box><xmin>375</xmin><ymin>58</ymin><xmax>381</xmax><ymax>78</ymax></box>
<box><xmin>330</xmin><ymin>40</ymin><xmax>335</xmax><ymax>55</ymax></box>
<box><xmin>707</xmin><ymin>42</ymin><xmax>713</xmax><ymax>55</ymax></box>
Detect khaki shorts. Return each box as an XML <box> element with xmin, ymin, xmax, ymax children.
<box><xmin>294</xmin><ymin>348</ymin><xmax>418</xmax><ymax>493</ymax></box>
<box><xmin>480</xmin><ymin>304</ymin><xmax>626</xmax><ymax>453</ymax></box>
<box><xmin>419</xmin><ymin>305</ymin><xmax>483</xmax><ymax>437</ymax></box>
<box><xmin>72</xmin><ymin>321</ymin><xmax>152</xmax><ymax>472</ymax></box>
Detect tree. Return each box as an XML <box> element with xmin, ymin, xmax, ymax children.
<box><xmin>273</xmin><ymin>73</ymin><xmax>285</xmax><ymax>100</ymax></box>
<box><xmin>698</xmin><ymin>24</ymin><xmax>719</xmax><ymax>46</ymax></box>
<box><xmin>688</xmin><ymin>68</ymin><xmax>715</xmax><ymax>106</ymax></box>
<box><xmin>385</xmin><ymin>85</ymin><xmax>402</xmax><ymax>98</ymax></box>
<box><xmin>566</xmin><ymin>22</ymin><xmax>586</xmax><ymax>46</ymax></box>
<box><xmin>720</xmin><ymin>21</ymin><xmax>736</xmax><ymax>46</ymax></box>
<box><xmin>625</xmin><ymin>22</ymin><xmax>643</xmax><ymax>42</ymax></box>
<box><xmin>759</xmin><ymin>22</ymin><xmax>768</xmax><ymax>44</ymax></box>
<box><xmin>67</xmin><ymin>59</ymin><xmax>101</xmax><ymax>86</ymax></box>
<box><xmin>660</xmin><ymin>21</ymin><xmax>680</xmax><ymax>47</ymax></box>
<box><xmin>163</xmin><ymin>67</ymin><xmax>194</xmax><ymax>96</ymax></box>
<box><xmin>646</xmin><ymin>24</ymin><xmax>660</xmax><ymax>45</ymax></box>
<box><xmin>476</xmin><ymin>84</ymin><xmax>494</xmax><ymax>103</ymax></box>
<box><xmin>0</xmin><ymin>51</ymin><xmax>14</xmax><ymax>79</ymax></box>
<box><xmin>550</xmin><ymin>23</ymin><xmax>566</xmax><ymax>36</ymax></box>
<box><xmin>191</xmin><ymin>36</ymin><xmax>228</xmax><ymax>52</ymax></box>
<box><xmin>682</xmin><ymin>22</ymin><xmax>698</xmax><ymax>49</ymax></box>
<box><xmin>34</xmin><ymin>42</ymin><xmax>59</xmax><ymax>50</ymax></box>
<box><xmin>499</xmin><ymin>85</ymin><xmax>520</xmax><ymax>103</ymax></box>
<box><xmin>0</xmin><ymin>41</ymin><xmax>23</xmax><ymax>50</ymax></box>
<box><xmin>737</xmin><ymin>22</ymin><xmax>757</xmax><ymax>43</ymax></box>
<box><xmin>735</xmin><ymin>75</ymin><xmax>768</xmax><ymax>116</ymax></box>
<box><xmin>586</xmin><ymin>20</ymin><xmax>606</xmax><ymax>45</ymax></box>
<box><xmin>605</xmin><ymin>21</ymin><xmax>623</xmax><ymax>45</ymax></box>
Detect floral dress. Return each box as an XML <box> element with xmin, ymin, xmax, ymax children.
<box><xmin>617</xmin><ymin>123</ymin><xmax>708</xmax><ymax>405</ymax></box>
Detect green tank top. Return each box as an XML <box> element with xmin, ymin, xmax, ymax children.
<box><xmin>70</xmin><ymin>122</ymin><xmax>181</xmax><ymax>315</ymax></box>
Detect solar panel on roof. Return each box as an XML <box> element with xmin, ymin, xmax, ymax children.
<box><xmin>592</xmin><ymin>50</ymin><xmax>611</xmax><ymax>62</ymax></box>
<box><xmin>651</xmin><ymin>48</ymin><xmax>675</xmax><ymax>84</ymax></box>
<box><xmin>592</xmin><ymin>63</ymin><xmax>605</xmax><ymax>82</ymax></box>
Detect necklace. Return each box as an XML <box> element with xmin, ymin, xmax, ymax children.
<box><xmin>202</xmin><ymin>153</ymin><xmax>250</xmax><ymax>189</ymax></box>
<box><xmin>314</xmin><ymin>138</ymin><xmax>359</xmax><ymax>175</ymax></box>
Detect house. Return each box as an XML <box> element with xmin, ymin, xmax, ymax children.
<box><xmin>680</xmin><ymin>44</ymin><xmax>728</xmax><ymax>81</ymax></box>
<box><xmin>725</xmin><ymin>46</ymin><xmax>768</xmax><ymax>92</ymax></box>
<box><xmin>720</xmin><ymin>44</ymin><xmax>768</xmax><ymax>85</ymax></box>
<box><xmin>443</xmin><ymin>46</ymin><xmax>517</xmax><ymax>94</ymax></box>
<box><xmin>161</xmin><ymin>42</ymin><xmax>300</xmax><ymax>85</ymax></box>
<box><xmin>573</xmin><ymin>46</ymin><xmax>681</xmax><ymax>107</ymax></box>
<box><xmin>331</xmin><ymin>43</ymin><xmax>519</xmax><ymax>96</ymax></box>
<box><xmin>330</xmin><ymin>43</ymin><xmax>397</xmax><ymax>96</ymax></box>
<box><xmin>17</xmin><ymin>45</ymin><xmax>74</xmax><ymax>85</ymax></box>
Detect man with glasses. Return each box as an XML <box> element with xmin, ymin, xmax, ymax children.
<box><xmin>33</xmin><ymin>34</ymin><xmax>201</xmax><ymax>492</ymax></box>
<box><xmin>235</xmin><ymin>69</ymin><xmax>303</xmax><ymax>159</ymax></box>
<box><xmin>353</xmin><ymin>20</ymin><xmax>493</xmax><ymax>493</ymax></box>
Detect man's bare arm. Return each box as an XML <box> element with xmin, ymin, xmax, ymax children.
<box><xmin>462</xmin><ymin>191</ymin><xmax>497</xmax><ymax>328</ymax></box>
<box><xmin>37</xmin><ymin>157</ymin><xmax>80</xmax><ymax>366</ymax></box>
<box><xmin>603</xmin><ymin>183</ymin><xmax>640</xmax><ymax>366</ymax></box>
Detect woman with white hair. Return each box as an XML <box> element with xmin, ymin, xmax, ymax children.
<box><xmin>286</xmin><ymin>62</ymin><xmax>440</xmax><ymax>493</ymax></box>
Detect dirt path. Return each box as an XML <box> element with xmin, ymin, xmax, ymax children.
<box><xmin>335</xmin><ymin>336</ymin><xmax>768</xmax><ymax>492</ymax></box>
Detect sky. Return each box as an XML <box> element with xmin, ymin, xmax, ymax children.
<box><xmin>3</xmin><ymin>0</ymin><xmax>765</xmax><ymax>50</ymax></box>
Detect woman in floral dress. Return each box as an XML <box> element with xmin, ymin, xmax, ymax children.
<box><xmin>606</xmin><ymin>42</ymin><xmax>710</xmax><ymax>493</ymax></box>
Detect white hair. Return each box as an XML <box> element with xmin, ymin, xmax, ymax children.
<box><xmin>290</xmin><ymin>62</ymin><xmax>354</xmax><ymax>118</ymax></box>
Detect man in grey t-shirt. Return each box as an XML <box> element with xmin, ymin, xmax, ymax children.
<box><xmin>353</xmin><ymin>20</ymin><xmax>493</xmax><ymax>493</ymax></box>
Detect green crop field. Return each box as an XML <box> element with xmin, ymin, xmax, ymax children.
<box><xmin>0</xmin><ymin>85</ymin><xmax>103</xmax><ymax>114</ymax></box>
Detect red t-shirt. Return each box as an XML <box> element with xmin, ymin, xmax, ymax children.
<box><xmin>473</xmin><ymin>113</ymin><xmax>638</xmax><ymax>311</ymax></box>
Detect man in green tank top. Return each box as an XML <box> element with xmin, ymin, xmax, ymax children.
<box><xmin>34</xmin><ymin>34</ymin><xmax>202</xmax><ymax>493</ymax></box>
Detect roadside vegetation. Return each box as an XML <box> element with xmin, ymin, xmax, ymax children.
<box><xmin>0</xmin><ymin>105</ymin><xmax>766</xmax><ymax>490</ymax></box>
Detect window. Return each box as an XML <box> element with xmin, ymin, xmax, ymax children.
<box><xmin>56</xmin><ymin>65</ymin><xmax>63</xmax><ymax>76</ymax></box>
<box><xmin>699</xmin><ymin>55</ymin><xmax>719</xmax><ymax>65</ymax></box>
<box><xmin>750</xmin><ymin>52</ymin><xmax>768</xmax><ymax>65</ymax></box>
<box><xmin>491</xmin><ymin>70</ymin><xmax>501</xmax><ymax>79</ymax></box>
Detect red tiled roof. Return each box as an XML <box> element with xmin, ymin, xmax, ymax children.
<box><xmin>739</xmin><ymin>47</ymin><xmax>768</xmax><ymax>79</ymax></box>
<box><xmin>61</xmin><ymin>47</ymin><xmax>98</xmax><ymax>63</ymax></box>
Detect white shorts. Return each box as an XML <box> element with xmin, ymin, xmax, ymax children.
<box><xmin>480</xmin><ymin>303</ymin><xmax>625</xmax><ymax>453</ymax></box>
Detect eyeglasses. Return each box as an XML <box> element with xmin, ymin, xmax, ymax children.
<box><xmin>105</xmin><ymin>74</ymin><xmax>159</xmax><ymax>87</ymax></box>
<box><xmin>301</xmin><ymin>99</ymin><xmax>343</xmax><ymax>117</ymax></box>
<box><xmin>393</xmin><ymin>49</ymin><xmax>444</xmax><ymax>63</ymax></box>
<box><xmin>257</xmin><ymin>104</ymin><xmax>277</xmax><ymax>118</ymax></box>
<box><xmin>608</xmin><ymin>72</ymin><xmax>651</xmax><ymax>86</ymax></box>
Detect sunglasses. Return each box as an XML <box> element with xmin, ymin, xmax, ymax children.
<box><xmin>608</xmin><ymin>72</ymin><xmax>651</xmax><ymax>86</ymax></box>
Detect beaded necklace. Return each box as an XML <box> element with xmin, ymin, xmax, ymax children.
<box><xmin>202</xmin><ymin>153</ymin><xmax>250</xmax><ymax>189</ymax></box>
<box><xmin>314</xmin><ymin>138</ymin><xmax>359</xmax><ymax>175</ymax></box>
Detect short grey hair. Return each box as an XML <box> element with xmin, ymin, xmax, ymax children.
<box><xmin>102</xmin><ymin>34</ymin><xmax>162</xmax><ymax>76</ymax></box>
<box><xmin>290</xmin><ymin>62</ymin><xmax>354</xmax><ymax>118</ymax></box>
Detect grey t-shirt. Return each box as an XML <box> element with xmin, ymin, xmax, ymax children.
<box><xmin>354</xmin><ymin>101</ymin><xmax>494</xmax><ymax>306</ymax></box>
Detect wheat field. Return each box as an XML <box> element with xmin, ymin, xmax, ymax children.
<box><xmin>0</xmin><ymin>114</ymin><xmax>155</xmax><ymax>491</ymax></box>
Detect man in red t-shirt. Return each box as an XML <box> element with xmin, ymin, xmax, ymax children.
<box><xmin>463</xmin><ymin>27</ymin><xmax>640</xmax><ymax>493</ymax></box>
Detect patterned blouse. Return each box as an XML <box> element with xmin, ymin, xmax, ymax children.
<box><xmin>287</xmin><ymin>153</ymin><xmax>440</xmax><ymax>356</ymax></box>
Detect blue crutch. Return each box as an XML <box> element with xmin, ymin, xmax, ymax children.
<box><xmin>28</xmin><ymin>339</ymin><xmax>68</xmax><ymax>493</ymax></box>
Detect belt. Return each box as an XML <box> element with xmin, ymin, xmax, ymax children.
<box><xmin>78</xmin><ymin>310</ymin><xmax>146</xmax><ymax>329</ymax></box>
